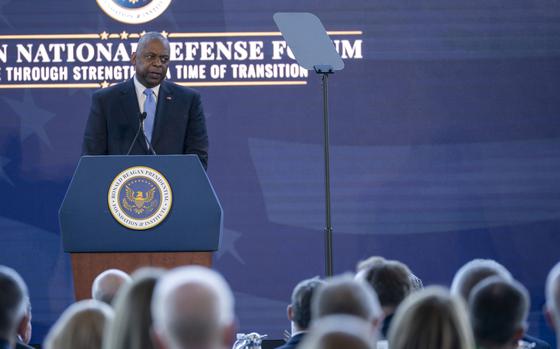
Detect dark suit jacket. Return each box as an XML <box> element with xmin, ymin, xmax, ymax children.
<box><xmin>275</xmin><ymin>333</ymin><xmax>305</xmax><ymax>349</ymax></box>
<box><xmin>82</xmin><ymin>78</ymin><xmax>208</xmax><ymax>169</ymax></box>
<box><xmin>15</xmin><ymin>341</ymin><xmax>33</xmax><ymax>349</ymax></box>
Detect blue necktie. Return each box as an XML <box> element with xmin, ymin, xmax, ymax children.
<box><xmin>143</xmin><ymin>88</ymin><xmax>156</xmax><ymax>144</ymax></box>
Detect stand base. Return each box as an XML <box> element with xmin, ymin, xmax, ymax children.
<box><xmin>70</xmin><ymin>251</ymin><xmax>212</xmax><ymax>300</ymax></box>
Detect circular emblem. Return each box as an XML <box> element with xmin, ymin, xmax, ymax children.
<box><xmin>108</xmin><ymin>166</ymin><xmax>172</xmax><ymax>230</ymax></box>
<box><xmin>97</xmin><ymin>0</ymin><xmax>172</xmax><ymax>24</ymax></box>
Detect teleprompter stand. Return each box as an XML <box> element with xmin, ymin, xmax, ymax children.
<box><xmin>274</xmin><ymin>13</ymin><xmax>344</xmax><ymax>277</ymax></box>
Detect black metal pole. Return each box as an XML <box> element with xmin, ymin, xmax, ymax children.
<box><xmin>321</xmin><ymin>72</ymin><xmax>334</xmax><ymax>277</ymax></box>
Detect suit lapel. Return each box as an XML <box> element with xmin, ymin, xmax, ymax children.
<box><xmin>120</xmin><ymin>78</ymin><xmax>147</xmax><ymax>153</ymax></box>
<box><xmin>152</xmin><ymin>81</ymin><xmax>174</xmax><ymax>149</ymax></box>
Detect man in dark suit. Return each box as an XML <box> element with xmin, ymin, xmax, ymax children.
<box><xmin>82</xmin><ymin>32</ymin><xmax>208</xmax><ymax>169</ymax></box>
<box><xmin>276</xmin><ymin>278</ymin><xmax>324</xmax><ymax>349</ymax></box>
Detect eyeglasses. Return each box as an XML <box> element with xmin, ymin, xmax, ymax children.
<box><xmin>142</xmin><ymin>53</ymin><xmax>170</xmax><ymax>64</ymax></box>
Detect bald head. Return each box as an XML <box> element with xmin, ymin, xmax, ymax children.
<box><xmin>91</xmin><ymin>269</ymin><xmax>131</xmax><ymax>306</ymax></box>
<box><xmin>450</xmin><ymin>259</ymin><xmax>512</xmax><ymax>300</ymax></box>
<box><xmin>151</xmin><ymin>266</ymin><xmax>235</xmax><ymax>349</ymax></box>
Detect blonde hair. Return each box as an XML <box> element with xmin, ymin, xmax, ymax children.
<box><xmin>388</xmin><ymin>286</ymin><xmax>474</xmax><ymax>349</ymax></box>
<box><xmin>103</xmin><ymin>268</ymin><xmax>164</xmax><ymax>349</ymax></box>
<box><xmin>44</xmin><ymin>300</ymin><xmax>113</xmax><ymax>349</ymax></box>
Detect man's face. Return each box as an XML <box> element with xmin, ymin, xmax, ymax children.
<box><xmin>132</xmin><ymin>38</ymin><xmax>170</xmax><ymax>88</ymax></box>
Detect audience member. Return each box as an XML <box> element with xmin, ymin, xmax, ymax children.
<box><xmin>312</xmin><ymin>274</ymin><xmax>383</xmax><ymax>327</ymax></box>
<box><xmin>469</xmin><ymin>277</ymin><xmax>529</xmax><ymax>349</ymax></box>
<box><xmin>388</xmin><ymin>286</ymin><xmax>474</xmax><ymax>349</ymax></box>
<box><xmin>545</xmin><ymin>261</ymin><xmax>560</xmax><ymax>349</ymax></box>
<box><xmin>15</xmin><ymin>297</ymin><xmax>32</xmax><ymax>349</ymax></box>
<box><xmin>450</xmin><ymin>259</ymin><xmax>512</xmax><ymax>300</ymax></box>
<box><xmin>0</xmin><ymin>266</ymin><xmax>29</xmax><ymax>349</ymax></box>
<box><xmin>276</xmin><ymin>277</ymin><xmax>324</xmax><ymax>349</ymax></box>
<box><xmin>151</xmin><ymin>266</ymin><xmax>236</xmax><ymax>349</ymax></box>
<box><xmin>451</xmin><ymin>259</ymin><xmax>550</xmax><ymax>349</ymax></box>
<box><xmin>43</xmin><ymin>299</ymin><xmax>113</xmax><ymax>349</ymax></box>
<box><xmin>298</xmin><ymin>315</ymin><xmax>376</xmax><ymax>349</ymax></box>
<box><xmin>356</xmin><ymin>259</ymin><xmax>412</xmax><ymax>338</ymax></box>
<box><xmin>91</xmin><ymin>269</ymin><xmax>132</xmax><ymax>306</ymax></box>
<box><xmin>103</xmin><ymin>268</ymin><xmax>164</xmax><ymax>349</ymax></box>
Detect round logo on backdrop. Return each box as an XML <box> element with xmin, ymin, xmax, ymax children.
<box><xmin>108</xmin><ymin>166</ymin><xmax>172</xmax><ymax>230</ymax></box>
<box><xmin>97</xmin><ymin>0</ymin><xmax>172</xmax><ymax>24</ymax></box>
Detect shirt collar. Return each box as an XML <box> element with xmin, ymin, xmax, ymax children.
<box><xmin>133</xmin><ymin>75</ymin><xmax>161</xmax><ymax>98</ymax></box>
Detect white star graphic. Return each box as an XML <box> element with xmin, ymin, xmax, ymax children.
<box><xmin>2</xmin><ymin>90</ymin><xmax>55</xmax><ymax>148</ymax></box>
<box><xmin>0</xmin><ymin>156</ymin><xmax>14</xmax><ymax>186</ymax></box>
<box><xmin>215</xmin><ymin>228</ymin><xmax>245</xmax><ymax>264</ymax></box>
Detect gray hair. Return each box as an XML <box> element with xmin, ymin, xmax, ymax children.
<box><xmin>91</xmin><ymin>269</ymin><xmax>131</xmax><ymax>305</ymax></box>
<box><xmin>312</xmin><ymin>274</ymin><xmax>382</xmax><ymax>323</ymax></box>
<box><xmin>151</xmin><ymin>266</ymin><xmax>234</xmax><ymax>349</ymax></box>
<box><xmin>299</xmin><ymin>315</ymin><xmax>377</xmax><ymax>349</ymax></box>
<box><xmin>450</xmin><ymin>259</ymin><xmax>512</xmax><ymax>300</ymax></box>
<box><xmin>136</xmin><ymin>32</ymin><xmax>169</xmax><ymax>54</ymax></box>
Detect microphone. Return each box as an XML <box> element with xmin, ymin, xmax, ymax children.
<box><xmin>126</xmin><ymin>112</ymin><xmax>146</xmax><ymax>155</ymax></box>
<box><xmin>140</xmin><ymin>113</ymin><xmax>157</xmax><ymax>155</ymax></box>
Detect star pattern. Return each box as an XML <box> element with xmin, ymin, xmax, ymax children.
<box><xmin>119</xmin><ymin>31</ymin><xmax>129</xmax><ymax>40</ymax></box>
<box><xmin>0</xmin><ymin>156</ymin><xmax>14</xmax><ymax>186</ymax></box>
<box><xmin>2</xmin><ymin>90</ymin><xmax>55</xmax><ymax>148</ymax></box>
<box><xmin>0</xmin><ymin>0</ymin><xmax>13</xmax><ymax>28</ymax></box>
<box><xmin>215</xmin><ymin>228</ymin><xmax>245</xmax><ymax>264</ymax></box>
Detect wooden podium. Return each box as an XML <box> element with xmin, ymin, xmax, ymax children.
<box><xmin>59</xmin><ymin>155</ymin><xmax>223</xmax><ymax>301</ymax></box>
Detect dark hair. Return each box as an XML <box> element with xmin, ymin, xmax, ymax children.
<box><xmin>291</xmin><ymin>278</ymin><xmax>324</xmax><ymax>329</ymax></box>
<box><xmin>469</xmin><ymin>277</ymin><xmax>529</xmax><ymax>345</ymax></box>
<box><xmin>0</xmin><ymin>266</ymin><xmax>27</xmax><ymax>336</ymax></box>
<box><xmin>363</xmin><ymin>261</ymin><xmax>412</xmax><ymax>308</ymax></box>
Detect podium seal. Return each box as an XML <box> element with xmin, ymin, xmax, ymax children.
<box><xmin>108</xmin><ymin>166</ymin><xmax>172</xmax><ymax>230</ymax></box>
<box><xmin>97</xmin><ymin>0</ymin><xmax>172</xmax><ymax>25</ymax></box>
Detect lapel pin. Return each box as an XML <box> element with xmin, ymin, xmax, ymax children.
<box><xmin>166</xmin><ymin>96</ymin><xmax>173</xmax><ymax>100</ymax></box>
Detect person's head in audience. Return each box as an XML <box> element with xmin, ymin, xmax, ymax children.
<box><xmin>312</xmin><ymin>274</ymin><xmax>383</xmax><ymax>331</ymax></box>
<box><xmin>388</xmin><ymin>286</ymin><xmax>474</xmax><ymax>349</ymax></box>
<box><xmin>356</xmin><ymin>259</ymin><xmax>412</xmax><ymax>338</ymax></box>
<box><xmin>451</xmin><ymin>259</ymin><xmax>512</xmax><ymax>300</ymax></box>
<box><xmin>356</xmin><ymin>256</ymin><xmax>423</xmax><ymax>292</ymax></box>
<box><xmin>16</xmin><ymin>296</ymin><xmax>31</xmax><ymax>344</ymax></box>
<box><xmin>103</xmin><ymin>268</ymin><xmax>164</xmax><ymax>349</ymax></box>
<box><xmin>151</xmin><ymin>266</ymin><xmax>235</xmax><ymax>349</ymax></box>
<box><xmin>92</xmin><ymin>269</ymin><xmax>132</xmax><ymax>306</ymax></box>
<box><xmin>298</xmin><ymin>315</ymin><xmax>376</xmax><ymax>349</ymax></box>
<box><xmin>287</xmin><ymin>277</ymin><xmax>324</xmax><ymax>335</ymax></box>
<box><xmin>0</xmin><ymin>266</ymin><xmax>28</xmax><ymax>347</ymax></box>
<box><xmin>44</xmin><ymin>299</ymin><xmax>114</xmax><ymax>349</ymax></box>
<box><xmin>545</xmin><ymin>261</ymin><xmax>560</xmax><ymax>348</ymax></box>
<box><xmin>469</xmin><ymin>277</ymin><xmax>528</xmax><ymax>349</ymax></box>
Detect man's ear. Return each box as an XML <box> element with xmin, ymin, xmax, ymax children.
<box><xmin>512</xmin><ymin>326</ymin><xmax>525</xmax><ymax>343</ymax></box>
<box><xmin>223</xmin><ymin>320</ymin><xmax>238</xmax><ymax>348</ymax></box>
<box><xmin>131</xmin><ymin>52</ymin><xmax>137</xmax><ymax>65</ymax></box>
<box><xmin>150</xmin><ymin>326</ymin><xmax>166</xmax><ymax>349</ymax></box>
<box><xmin>544</xmin><ymin>305</ymin><xmax>556</xmax><ymax>329</ymax></box>
<box><xmin>287</xmin><ymin>304</ymin><xmax>294</xmax><ymax>321</ymax></box>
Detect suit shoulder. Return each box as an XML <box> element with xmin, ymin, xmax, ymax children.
<box><xmin>93</xmin><ymin>80</ymin><xmax>130</xmax><ymax>99</ymax></box>
<box><xmin>165</xmin><ymin>81</ymin><xmax>201</xmax><ymax>98</ymax></box>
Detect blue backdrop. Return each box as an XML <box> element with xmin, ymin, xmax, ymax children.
<box><xmin>1</xmin><ymin>0</ymin><xmax>559</xmax><ymax>346</ymax></box>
